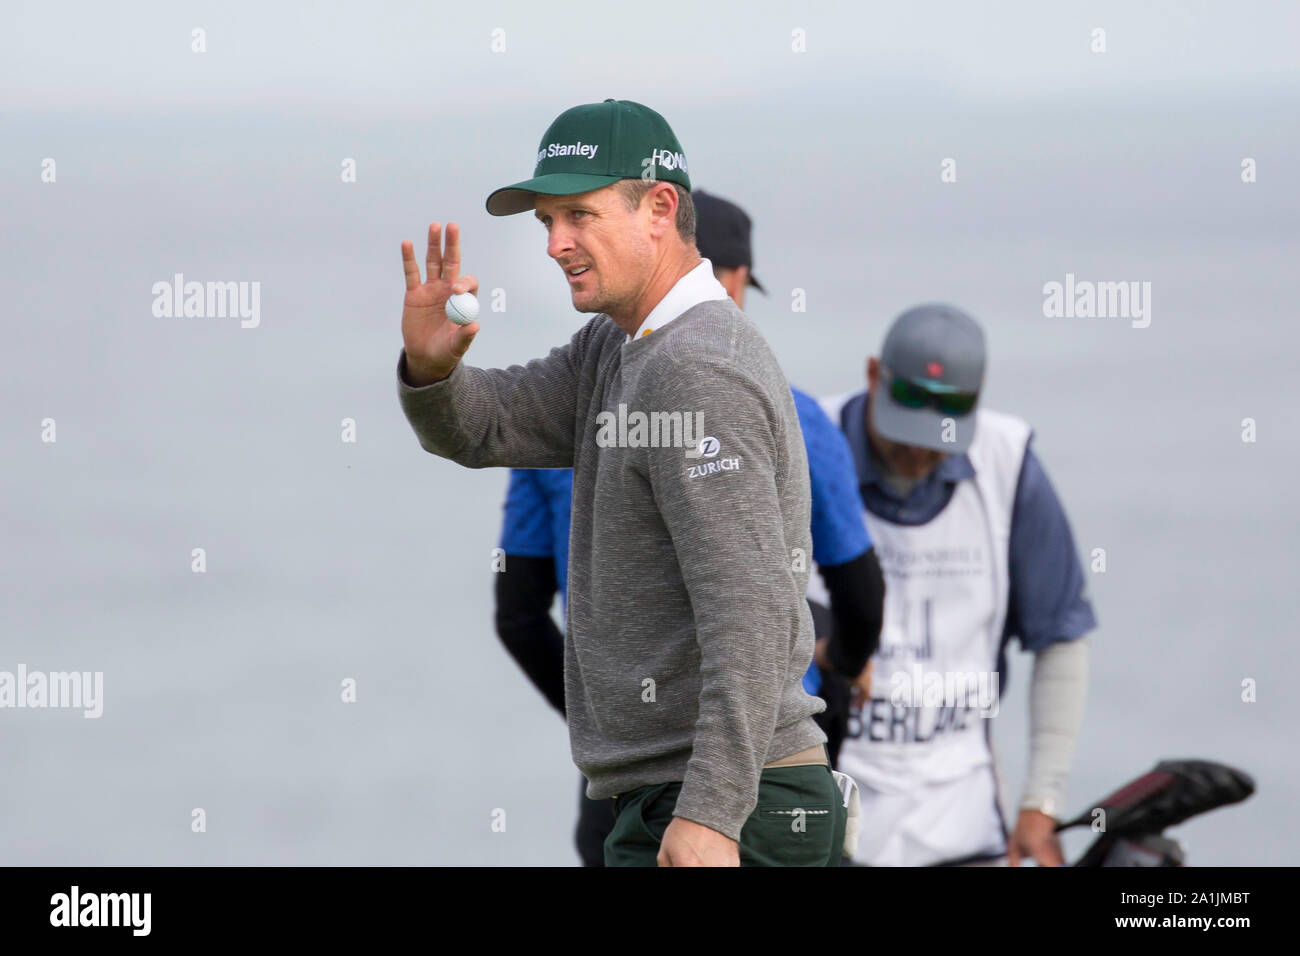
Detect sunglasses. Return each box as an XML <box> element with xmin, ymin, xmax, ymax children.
<box><xmin>881</xmin><ymin>365</ymin><xmax>979</xmax><ymax>417</ymax></box>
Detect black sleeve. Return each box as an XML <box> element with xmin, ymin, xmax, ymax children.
<box><xmin>818</xmin><ymin>547</ymin><xmax>885</xmax><ymax>679</ymax></box>
<box><xmin>493</xmin><ymin>554</ymin><xmax>566</xmax><ymax>716</ymax></box>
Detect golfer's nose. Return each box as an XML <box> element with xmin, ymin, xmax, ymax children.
<box><xmin>547</xmin><ymin>223</ymin><xmax>576</xmax><ymax>261</ymax></box>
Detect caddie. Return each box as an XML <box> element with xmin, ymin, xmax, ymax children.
<box><xmin>808</xmin><ymin>304</ymin><xmax>1096</xmax><ymax>866</ymax></box>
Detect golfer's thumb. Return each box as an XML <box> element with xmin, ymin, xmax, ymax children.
<box><xmin>451</xmin><ymin>322</ymin><xmax>480</xmax><ymax>359</ymax></box>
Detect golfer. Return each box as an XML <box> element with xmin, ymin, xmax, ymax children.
<box><xmin>396</xmin><ymin>99</ymin><xmax>845</xmax><ymax>866</ymax></box>
<box><xmin>808</xmin><ymin>304</ymin><xmax>1095</xmax><ymax>866</ymax></box>
<box><xmin>493</xmin><ymin>189</ymin><xmax>884</xmax><ymax>865</ymax></box>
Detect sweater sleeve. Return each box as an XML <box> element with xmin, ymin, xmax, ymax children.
<box><xmin>641</xmin><ymin>358</ymin><xmax>804</xmax><ymax>841</ymax></box>
<box><xmin>395</xmin><ymin>319</ymin><xmax>597</xmax><ymax>469</ymax></box>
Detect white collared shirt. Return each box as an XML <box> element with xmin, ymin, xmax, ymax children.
<box><xmin>625</xmin><ymin>258</ymin><xmax>728</xmax><ymax>343</ymax></box>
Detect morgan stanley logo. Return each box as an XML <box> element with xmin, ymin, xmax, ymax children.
<box><xmin>51</xmin><ymin>886</ymin><xmax>151</xmax><ymax>936</ymax></box>
<box><xmin>152</xmin><ymin>274</ymin><xmax>261</xmax><ymax>328</ymax></box>
<box><xmin>595</xmin><ymin>403</ymin><xmax>705</xmax><ymax>450</ymax></box>
<box><xmin>0</xmin><ymin>665</ymin><xmax>103</xmax><ymax>718</ymax></box>
<box><xmin>537</xmin><ymin>141</ymin><xmax>599</xmax><ymax>164</ymax></box>
<box><xmin>1042</xmin><ymin>273</ymin><xmax>1151</xmax><ymax>328</ymax></box>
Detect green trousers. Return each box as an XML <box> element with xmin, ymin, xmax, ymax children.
<box><xmin>604</xmin><ymin>764</ymin><xmax>846</xmax><ymax>867</ymax></box>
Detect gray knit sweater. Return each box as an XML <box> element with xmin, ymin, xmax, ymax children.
<box><xmin>396</xmin><ymin>298</ymin><xmax>826</xmax><ymax>841</ymax></box>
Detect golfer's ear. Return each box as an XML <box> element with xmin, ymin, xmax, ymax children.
<box><xmin>866</xmin><ymin>356</ymin><xmax>879</xmax><ymax>389</ymax></box>
<box><xmin>646</xmin><ymin>182</ymin><xmax>679</xmax><ymax>236</ymax></box>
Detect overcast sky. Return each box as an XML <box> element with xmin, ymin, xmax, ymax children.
<box><xmin>4</xmin><ymin>0</ymin><xmax>1299</xmax><ymax>116</ymax></box>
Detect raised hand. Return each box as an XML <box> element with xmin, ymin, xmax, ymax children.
<box><xmin>400</xmin><ymin>222</ymin><xmax>481</xmax><ymax>386</ymax></box>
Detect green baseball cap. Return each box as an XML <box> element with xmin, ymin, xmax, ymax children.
<box><xmin>485</xmin><ymin>99</ymin><xmax>692</xmax><ymax>216</ymax></box>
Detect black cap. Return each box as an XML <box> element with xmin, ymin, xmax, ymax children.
<box><xmin>691</xmin><ymin>189</ymin><xmax>765</xmax><ymax>293</ymax></box>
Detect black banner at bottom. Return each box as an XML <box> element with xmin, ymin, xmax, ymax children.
<box><xmin>0</xmin><ymin>865</ymin><xmax>1280</xmax><ymax>941</ymax></box>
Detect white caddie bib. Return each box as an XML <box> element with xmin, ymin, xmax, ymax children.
<box><xmin>807</xmin><ymin>396</ymin><xmax>1031</xmax><ymax>865</ymax></box>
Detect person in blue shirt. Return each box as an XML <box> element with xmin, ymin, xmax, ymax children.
<box><xmin>493</xmin><ymin>191</ymin><xmax>884</xmax><ymax>866</ymax></box>
<box><xmin>813</xmin><ymin>303</ymin><xmax>1096</xmax><ymax>867</ymax></box>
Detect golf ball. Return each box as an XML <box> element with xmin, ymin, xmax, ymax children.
<box><xmin>445</xmin><ymin>292</ymin><xmax>479</xmax><ymax>326</ymax></box>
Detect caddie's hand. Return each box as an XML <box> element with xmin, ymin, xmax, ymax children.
<box><xmin>400</xmin><ymin>222</ymin><xmax>480</xmax><ymax>386</ymax></box>
<box><xmin>657</xmin><ymin>816</ymin><xmax>740</xmax><ymax>867</ymax></box>
<box><xmin>1008</xmin><ymin>809</ymin><xmax>1065</xmax><ymax>867</ymax></box>
<box><xmin>814</xmin><ymin>637</ymin><xmax>832</xmax><ymax>671</ymax></box>
<box><xmin>849</xmin><ymin>659</ymin><xmax>875</xmax><ymax>712</ymax></box>
<box><xmin>853</xmin><ymin>659</ymin><xmax>874</xmax><ymax>699</ymax></box>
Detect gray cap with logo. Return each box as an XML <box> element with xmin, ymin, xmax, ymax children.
<box><xmin>873</xmin><ymin>304</ymin><xmax>986</xmax><ymax>453</ymax></box>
